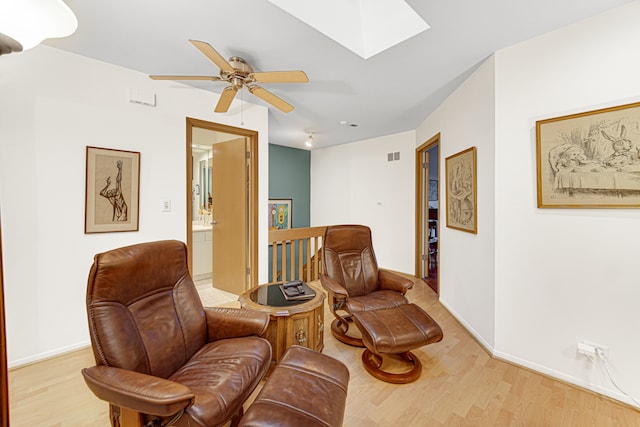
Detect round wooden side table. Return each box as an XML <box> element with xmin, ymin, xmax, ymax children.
<box><xmin>238</xmin><ymin>283</ymin><xmax>325</xmax><ymax>365</ymax></box>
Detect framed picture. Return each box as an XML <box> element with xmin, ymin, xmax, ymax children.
<box><xmin>268</xmin><ymin>199</ymin><xmax>291</xmax><ymax>230</ymax></box>
<box><xmin>536</xmin><ymin>101</ymin><xmax>640</xmax><ymax>208</ymax></box>
<box><xmin>445</xmin><ymin>147</ymin><xmax>477</xmax><ymax>234</ymax></box>
<box><xmin>85</xmin><ymin>146</ymin><xmax>140</xmax><ymax>233</ymax></box>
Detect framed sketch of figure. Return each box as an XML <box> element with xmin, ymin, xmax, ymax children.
<box><xmin>85</xmin><ymin>146</ymin><xmax>140</xmax><ymax>233</ymax></box>
<box><xmin>445</xmin><ymin>147</ymin><xmax>477</xmax><ymax>234</ymax></box>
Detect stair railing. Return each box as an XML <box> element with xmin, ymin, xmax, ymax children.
<box><xmin>268</xmin><ymin>226</ymin><xmax>326</xmax><ymax>283</ymax></box>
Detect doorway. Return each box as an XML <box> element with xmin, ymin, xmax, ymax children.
<box><xmin>415</xmin><ymin>134</ymin><xmax>440</xmax><ymax>294</ymax></box>
<box><xmin>186</xmin><ymin>118</ymin><xmax>258</xmax><ymax>294</ymax></box>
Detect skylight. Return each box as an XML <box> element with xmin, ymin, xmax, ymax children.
<box><xmin>267</xmin><ymin>0</ymin><xmax>429</xmax><ymax>59</ymax></box>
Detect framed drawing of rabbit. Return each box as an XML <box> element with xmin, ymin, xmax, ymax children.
<box><xmin>85</xmin><ymin>146</ymin><xmax>140</xmax><ymax>233</ymax></box>
<box><xmin>536</xmin><ymin>101</ymin><xmax>640</xmax><ymax>208</ymax></box>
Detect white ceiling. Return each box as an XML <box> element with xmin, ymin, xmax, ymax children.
<box><xmin>45</xmin><ymin>0</ymin><xmax>634</xmax><ymax>150</ymax></box>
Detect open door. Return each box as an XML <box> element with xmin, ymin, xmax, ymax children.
<box><xmin>186</xmin><ymin>118</ymin><xmax>258</xmax><ymax>294</ymax></box>
<box><xmin>211</xmin><ymin>138</ymin><xmax>248</xmax><ymax>294</ymax></box>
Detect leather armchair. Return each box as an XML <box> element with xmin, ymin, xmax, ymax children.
<box><xmin>81</xmin><ymin>240</ymin><xmax>271</xmax><ymax>427</ymax></box>
<box><xmin>319</xmin><ymin>225</ymin><xmax>413</xmax><ymax>347</ymax></box>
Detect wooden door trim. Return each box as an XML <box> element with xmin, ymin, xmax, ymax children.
<box><xmin>415</xmin><ymin>133</ymin><xmax>440</xmax><ymax>291</ymax></box>
<box><xmin>1</xmin><ymin>213</ymin><xmax>8</xmax><ymax>427</ymax></box>
<box><xmin>186</xmin><ymin>118</ymin><xmax>259</xmax><ymax>290</ymax></box>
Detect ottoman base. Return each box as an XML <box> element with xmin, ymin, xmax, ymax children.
<box><xmin>330</xmin><ymin>317</ymin><xmax>365</xmax><ymax>347</ymax></box>
<box><xmin>362</xmin><ymin>349</ymin><xmax>422</xmax><ymax>384</ymax></box>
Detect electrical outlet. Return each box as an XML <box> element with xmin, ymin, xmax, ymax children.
<box><xmin>161</xmin><ymin>200</ymin><xmax>171</xmax><ymax>212</ymax></box>
<box><xmin>577</xmin><ymin>340</ymin><xmax>609</xmax><ymax>359</ymax></box>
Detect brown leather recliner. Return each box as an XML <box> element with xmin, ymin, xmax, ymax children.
<box><xmin>81</xmin><ymin>240</ymin><xmax>271</xmax><ymax>427</ymax></box>
<box><xmin>319</xmin><ymin>225</ymin><xmax>414</xmax><ymax>347</ymax></box>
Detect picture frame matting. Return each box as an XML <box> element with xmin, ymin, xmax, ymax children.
<box><xmin>85</xmin><ymin>146</ymin><xmax>140</xmax><ymax>233</ymax></box>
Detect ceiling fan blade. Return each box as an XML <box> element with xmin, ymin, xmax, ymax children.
<box><xmin>249</xmin><ymin>70</ymin><xmax>309</xmax><ymax>83</ymax></box>
<box><xmin>149</xmin><ymin>75</ymin><xmax>222</xmax><ymax>81</ymax></box>
<box><xmin>215</xmin><ymin>86</ymin><xmax>238</xmax><ymax>113</ymax></box>
<box><xmin>189</xmin><ymin>39</ymin><xmax>234</xmax><ymax>73</ymax></box>
<box><xmin>248</xmin><ymin>85</ymin><xmax>294</xmax><ymax>113</ymax></box>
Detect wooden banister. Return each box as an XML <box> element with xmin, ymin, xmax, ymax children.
<box><xmin>268</xmin><ymin>226</ymin><xmax>326</xmax><ymax>283</ymax></box>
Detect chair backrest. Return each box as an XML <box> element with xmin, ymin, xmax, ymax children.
<box><xmin>86</xmin><ymin>240</ymin><xmax>207</xmax><ymax>379</ymax></box>
<box><xmin>322</xmin><ymin>225</ymin><xmax>380</xmax><ymax>297</ymax></box>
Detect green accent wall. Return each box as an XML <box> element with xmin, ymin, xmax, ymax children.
<box><xmin>268</xmin><ymin>144</ymin><xmax>310</xmax><ymax>282</ymax></box>
<box><xmin>269</xmin><ymin>144</ymin><xmax>310</xmax><ymax>228</ymax></box>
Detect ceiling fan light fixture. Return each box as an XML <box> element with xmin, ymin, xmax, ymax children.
<box><xmin>0</xmin><ymin>0</ymin><xmax>77</xmax><ymax>55</ymax></box>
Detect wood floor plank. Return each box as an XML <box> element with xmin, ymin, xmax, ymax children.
<box><xmin>8</xmin><ymin>278</ymin><xmax>640</xmax><ymax>426</ymax></box>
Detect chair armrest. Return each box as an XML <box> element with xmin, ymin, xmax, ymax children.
<box><xmin>82</xmin><ymin>365</ymin><xmax>194</xmax><ymax>417</ymax></box>
<box><xmin>319</xmin><ymin>274</ymin><xmax>349</xmax><ymax>298</ymax></box>
<box><xmin>205</xmin><ymin>307</ymin><xmax>269</xmax><ymax>341</ymax></box>
<box><xmin>378</xmin><ymin>269</ymin><xmax>414</xmax><ymax>295</ymax></box>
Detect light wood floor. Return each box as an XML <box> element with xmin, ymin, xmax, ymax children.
<box><xmin>8</xmin><ymin>278</ymin><xmax>640</xmax><ymax>426</ymax></box>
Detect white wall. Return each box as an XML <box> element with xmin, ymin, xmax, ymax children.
<box><xmin>413</xmin><ymin>0</ymin><xmax>640</xmax><ymax>407</ymax></box>
<box><xmin>493</xmin><ymin>1</ymin><xmax>640</xmax><ymax>405</ymax></box>
<box><xmin>310</xmin><ymin>131</ymin><xmax>416</xmax><ymax>273</ymax></box>
<box><xmin>0</xmin><ymin>46</ymin><xmax>270</xmax><ymax>366</ymax></box>
<box><xmin>416</xmin><ymin>57</ymin><xmax>497</xmax><ymax>349</ymax></box>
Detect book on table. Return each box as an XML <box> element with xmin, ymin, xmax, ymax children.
<box><xmin>279</xmin><ymin>280</ymin><xmax>316</xmax><ymax>301</ymax></box>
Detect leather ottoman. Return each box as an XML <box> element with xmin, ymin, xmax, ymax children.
<box><xmin>239</xmin><ymin>345</ymin><xmax>350</xmax><ymax>427</ymax></box>
<box><xmin>352</xmin><ymin>303</ymin><xmax>443</xmax><ymax>384</ymax></box>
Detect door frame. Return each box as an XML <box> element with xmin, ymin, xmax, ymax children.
<box><xmin>415</xmin><ymin>133</ymin><xmax>440</xmax><ymax>292</ymax></box>
<box><xmin>186</xmin><ymin>117</ymin><xmax>259</xmax><ymax>290</ymax></box>
<box><xmin>1</xmin><ymin>213</ymin><xmax>8</xmax><ymax>427</ymax></box>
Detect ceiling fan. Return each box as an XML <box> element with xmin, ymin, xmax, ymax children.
<box><xmin>150</xmin><ymin>39</ymin><xmax>308</xmax><ymax>113</ymax></box>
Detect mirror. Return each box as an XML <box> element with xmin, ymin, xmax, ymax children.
<box><xmin>192</xmin><ymin>144</ymin><xmax>212</xmax><ymax>221</ymax></box>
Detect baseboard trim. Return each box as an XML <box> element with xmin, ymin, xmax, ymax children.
<box><xmin>439</xmin><ymin>299</ymin><xmax>494</xmax><ymax>355</ymax></box>
<box><xmin>439</xmin><ymin>299</ymin><xmax>640</xmax><ymax>412</ymax></box>
<box><xmin>493</xmin><ymin>350</ymin><xmax>640</xmax><ymax>411</ymax></box>
<box><xmin>8</xmin><ymin>341</ymin><xmax>90</xmax><ymax>370</ymax></box>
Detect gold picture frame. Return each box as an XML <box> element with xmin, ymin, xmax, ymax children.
<box><xmin>85</xmin><ymin>146</ymin><xmax>140</xmax><ymax>233</ymax></box>
<box><xmin>445</xmin><ymin>146</ymin><xmax>477</xmax><ymax>234</ymax></box>
<box><xmin>536</xmin><ymin>101</ymin><xmax>640</xmax><ymax>208</ymax></box>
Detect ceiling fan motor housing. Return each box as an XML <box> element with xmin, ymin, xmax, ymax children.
<box><xmin>221</xmin><ymin>57</ymin><xmax>255</xmax><ymax>89</ymax></box>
